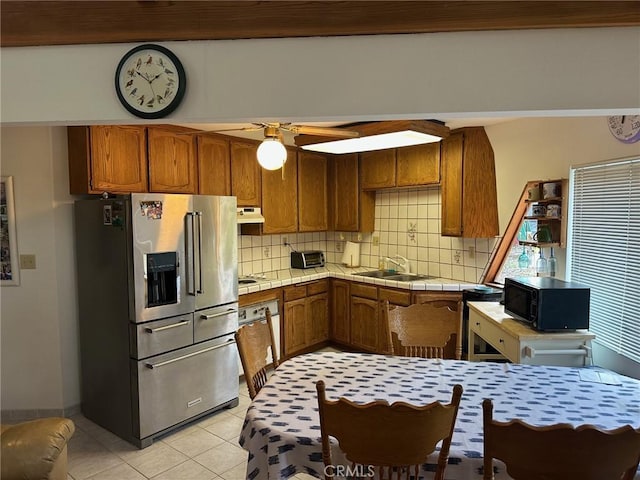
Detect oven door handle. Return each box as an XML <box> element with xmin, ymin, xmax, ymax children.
<box><xmin>200</xmin><ymin>308</ymin><xmax>238</xmax><ymax>320</ymax></box>
<box><xmin>145</xmin><ymin>339</ymin><xmax>235</xmax><ymax>369</ymax></box>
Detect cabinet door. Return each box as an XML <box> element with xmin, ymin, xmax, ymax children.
<box><xmin>441</xmin><ymin>132</ymin><xmax>464</xmax><ymax>236</ymax></box>
<box><xmin>360</xmin><ymin>149</ymin><xmax>396</xmax><ymax>189</ymax></box>
<box><xmin>331</xmin><ymin>280</ymin><xmax>350</xmax><ymax>344</ymax></box>
<box><xmin>329</xmin><ymin>154</ymin><xmax>375</xmax><ymax>232</ymax></box>
<box><xmin>147</xmin><ymin>126</ymin><xmax>198</xmax><ymax>193</ymax></box>
<box><xmin>89</xmin><ymin>125</ymin><xmax>148</xmax><ymax>193</ymax></box>
<box><xmin>284</xmin><ymin>298</ymin><xmax>307</xmax><ymax>356</ymax></box>
<box><xmin>197</xmin><ymin>135</ymin><xmax>231</xmax><ymax>195</ymax></box>
<box><xmin>396</xmin><ymin>143</ymin><xmax>440</xmax><ymax>186</ymax></box>
<box><xmin>231</xmin><ymin>140</ymin><xmax>261</xmax><ymax>207</ymax></box>
<box><xmin>350</xmin><ymin>296</ymin><xmax>379</xmax><ymax>352</ymax></box>
<box><xmin>460</xmin><ymin>128</ymin><xmax>499</xmax><ymax>238</ymax></box>
<box><xmin>298</xmin><ymin>151</ymin><xmax>328</xmax><ymax>232</ymax></box>
<box><xmin>262</xmin><ymin>148</ymin><xmax>298</xmax><ymax>234</ymax></box>
<box><xmin>306</xmin><ymin>292</ymin><xmax>329</xmax><ymax>345</ymax></box>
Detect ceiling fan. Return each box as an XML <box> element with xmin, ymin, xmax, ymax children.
<box><xmin>200</xmin><ymin>122</ymin><xmax>360</xmax><ymax>139</ymax></box>
<box><xmin>196</xmin><ymin>122</ymin><xmax>360</xmax><ymax>170</ymax></box>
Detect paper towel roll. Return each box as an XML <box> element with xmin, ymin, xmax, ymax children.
<box><xmin>341</xmin><ymin>241</ymin><xmax>361</xmax><ymax>267</ymax></box>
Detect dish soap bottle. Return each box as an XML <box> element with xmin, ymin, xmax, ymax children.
<box><xmin>536</xmin><ymin>249</ymin><xmax>548</xmax><ymax>277</ymax></box>
<box><xmin>548</xmin><ymin>247</ymin><xmax>557</xmax><ymax>277</ymax></box>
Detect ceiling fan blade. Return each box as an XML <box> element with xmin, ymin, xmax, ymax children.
<box><xmin>288</xmin><ymin>125</ymin><xmax>359</xmax><ymax>138</ymax></box>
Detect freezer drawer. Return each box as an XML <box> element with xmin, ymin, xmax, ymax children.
<box><xmin>194</xmin><ymin>303</ymin><xmax>239</xmax><ymax>343</ymax></box>
<box><xmin>135</xmin><ymin>335</ymin><xmax>239</xmax><ymax>439</ymax></box>
<box><xmin>131</xmin><ymin>314</ymin><xmax>194</xmax><ymax>359</ymax></box>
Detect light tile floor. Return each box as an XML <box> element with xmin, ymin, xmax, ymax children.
<box><xmin>66</xmin><ymin>379</ymin><xmax>314</xmax><ymax>480</ymax></box>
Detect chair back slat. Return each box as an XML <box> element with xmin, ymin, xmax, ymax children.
<box><xmin>482</xmin><ymin>398</ymin><xmax>640</xmax><ymax>480</ymax></box>
<box><xmin>386</xmin><ymin>300</ymin><xmax>463</xmax><ymax>360</ymax></box>
<box><xmin>235</xmin><ymin>308</ymin><xmax>279</xmax><ymax>399</ymax></box>
<box><xmin>317</xmin><ymin>381</ymin><xmax>463</xmax><ymax>480</ymax></box>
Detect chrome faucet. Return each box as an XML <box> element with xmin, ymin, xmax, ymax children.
<box><xmin>385</xmin><ymin>255</ymin><xmax>411</xmax><ymax>273</ymax></box>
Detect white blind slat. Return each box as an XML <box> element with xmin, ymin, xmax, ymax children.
<box><xmin>569</xmin><ymin>157</ymin><xmax>640</xmax><ymax>363</ymax></box>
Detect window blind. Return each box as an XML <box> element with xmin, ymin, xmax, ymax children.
<box><xmin>569</xmin><ymin>157</ymin><xmax>640</xmax><ymax>363</ymax></box>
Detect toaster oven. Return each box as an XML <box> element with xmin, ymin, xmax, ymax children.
<box><xmin>291</xmin><ymin>251</ymin><xmax>325</xmax><ymax>269</ymax></box>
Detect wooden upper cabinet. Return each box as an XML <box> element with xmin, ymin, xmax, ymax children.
<box><xmin>68</xmin><ymin>125</ymin><xmax>148</xmax><ymax>194</ymax></box>
<box><xmin>231</xmin><ymin>140</ymin><xmax>261</xmax><ymax>207</ymax></box>
<box><xmin>197</xmin><ymin>134</ymin><xmax>231</xmax><ymax>196</ymax></box>
<box><xmin>147</xmin><ymin>126</ymin><xmax>198</xmax><ymax>194</ymax></box>
<box><xmin>329</xmin><ymin>154</ymin><xmax>375</xmax><ymax>232</ymax></box>
<box><xmin>360</xmin><ymin>149</ymin><xmax>396</xmax><ymax>189</ymax></box>
<box><xmin>396</xmin><ymin>143</ymin><xmax>440</xmax><ymax>186</ymax></box>
<box><xmin>298</xmin><ymin>151</ymin><xmax>328</xmax><ymax>232</ymax></box>
<box><xmin>361</xmin><ymin>143</ymin><xmax>440</xmax><ymax>190</ymax></box>
<box><xmin>441</xmin><ymin>127</ymin><xmax>499</xmax><ymax>238</ymax></box>
<box><xmin>261</xmin><ymin>148</ymin><xmax>298</xmax><ymax>234</ymax></box>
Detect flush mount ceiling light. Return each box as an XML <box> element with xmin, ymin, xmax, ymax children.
<box><xmin>293</xmin><ymin>120</ymin><xmax>450</xmax><ymax>154</ymax></box>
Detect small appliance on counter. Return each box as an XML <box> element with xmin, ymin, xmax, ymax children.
<box><xmin>504</xmin><ymin>277</ymin><xmax>590</xmax><ymax>331</ymax></box>
<box><xmin>291</xmin><ymin>250</ymin><xmax>325</xmax><ymax>269</ymax></box>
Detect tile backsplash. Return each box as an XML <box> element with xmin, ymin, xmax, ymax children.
<box><xmin>239</xmin><ymin>187</ymin><xmax>498</xmax><ymax>283</ymax></box>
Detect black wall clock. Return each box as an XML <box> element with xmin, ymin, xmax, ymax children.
<box><xmin>115</xmin><ymin>44</ymin><xmax>186</xmax><ymax>119</ymax></box>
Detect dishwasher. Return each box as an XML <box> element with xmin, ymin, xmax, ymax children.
<box><xmin>238</xmin><ymin>299</ymin><xmax>280</xmax><ymax>369</ymax></box>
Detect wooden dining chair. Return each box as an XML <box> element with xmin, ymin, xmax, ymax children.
<box><xmin>482</xmin><ymin>398</ymin><xmax>640</xmax><ymax>480</ymax></box>
<box><xmin>235</xmin><ymin>308</ymin><xmax>280</xmax><ymax>399</ymax></box>
<box><xmin>385</xmin><ymin>300</ymin><xmax>463</xmax><ymax>360</ymax></box>
<box><xmin>316</xmin><ymin>381</ymin><xmax>463</xmax><ymax>480</ymax></box>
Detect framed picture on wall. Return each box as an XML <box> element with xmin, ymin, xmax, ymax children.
<box><xmin>1</xmin><ymin>176</ymin><xmax>20</xmax><ymax>286</ymax></box>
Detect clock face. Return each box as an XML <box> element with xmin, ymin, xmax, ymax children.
<box><xmin>115</xmin><ymin>44</ymin><xmax>186</xmax><ymax>119</ymax></box>
<box><xmin>607</xmin><ymin>115</ymin><xmax>640</xmax><ymax>144</ymax></box>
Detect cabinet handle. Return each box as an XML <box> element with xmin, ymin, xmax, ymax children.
<box><xmin>144</xmin><ymin>320</ymin><xmax>190</xmax><ymax>333</ymax></box>
<box><xmin>475</xmin><ymin>322</ymin><xmax>481</xmax><ymax>326</ymax></box>
<box><xmin>499</xmin><ymin>338</ymin><xmax>504</xmax><ymax>343</ymax></box>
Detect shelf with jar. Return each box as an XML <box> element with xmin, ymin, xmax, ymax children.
<box><xmin>518</xmin><ymin>179</ymin><xmax>568</xmax><ymax>248</ymax></box>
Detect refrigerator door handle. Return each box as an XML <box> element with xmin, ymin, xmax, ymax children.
<box><xmin>196</xmin><ymin>211</ymin><xmax>203</xmax><ymax>295</ymax></box>
<box><xmin>144</xmin><ymin>339</ymin><xmax>235</xmax><ymax>369</ymax></box>
<box><xmin>186</xmin><ymin>212</ymin><xmax>197</xmax><ymax>296</ymax></box>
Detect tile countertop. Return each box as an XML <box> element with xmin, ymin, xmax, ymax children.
<box><xmin>238</xmin><ymin>263</ymin><xmax>482</xmax><ymax>295</ymax></box>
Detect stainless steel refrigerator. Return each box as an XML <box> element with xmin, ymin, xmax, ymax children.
<box><xmin>74</xmin><ymin>194</ymin><xmax>239</xmax><ymax>448</ymax></box>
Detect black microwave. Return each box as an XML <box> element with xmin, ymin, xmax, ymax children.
<box><xmin>503</xmin><ymin>277</ymin><xmax>590</xmax><ymax>331</ymax></box>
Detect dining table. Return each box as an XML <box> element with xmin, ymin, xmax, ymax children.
<box><xmin>238</xmin><ymin>351</ymin><xmax>640</xmax><ymax>479</ymax></box>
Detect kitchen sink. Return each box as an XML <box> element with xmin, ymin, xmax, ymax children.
<box><xmin>353</xmin><ymin>270</ymin><xmax>399</xmax><ymax>278</ymax></box>
<box><xmin>353</xmin><ymin>271</ymin><xmax>434</xmax><ymax>281</ymax></box>
<box><xmin>387</xmin><ymin>274</ymin><xmax>435</xmax><ymax>282</ymax></box>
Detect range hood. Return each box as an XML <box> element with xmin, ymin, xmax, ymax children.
<box><xmin>237</xmin><ymin>207</ymin><xmax>265</xmax><ymax>224</ymax></box>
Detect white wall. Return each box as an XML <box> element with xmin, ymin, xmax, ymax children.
<box><xmin>0</xmin><ymin>126</ymin><xmax>79</xmax><ymax>412</ymax></box>
<box><xmin>2</xmin><ymin>28</ymin><xmax>639</xmax><ymax>125</ymax></box>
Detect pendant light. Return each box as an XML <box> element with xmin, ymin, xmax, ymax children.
<box><xmin>257</xmin><ymin>126</ymin><xmax>287</xmax><ymax>170</ymax></box>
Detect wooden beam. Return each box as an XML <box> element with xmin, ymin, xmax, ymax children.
<box><xmin>2</xmin><ymin>1</ymin><xmax>639</xmax><ymax>47</ymax></box>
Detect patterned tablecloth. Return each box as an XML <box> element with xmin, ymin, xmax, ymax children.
<box><xmin>239</xmin><ymin>352</ymin><xmax>640</xmax><ymax>479</ymax></box>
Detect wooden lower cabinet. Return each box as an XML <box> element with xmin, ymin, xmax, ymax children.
<box><xmin>306</xmin><ymin>292</ymin><xmax>329</xmax><ymax>345</ymax></box>
<box><xmin>283</xmin><ymin>281</ymin><xmax>329</xmax><ymax>356</ymax></box>
<box><xmin>350</xmin><ymin>296</ymin><xmax>379</xmax><ymax>352</ymax></box>
<box><xmin>330</xmin><ymin>280</ymin><xmax>350</xmax><ymax>345</ymax></box>
<box><xmin>284</xmin><ymin>297</ymin><xmax>307</xmax><ymax>355</ymax></box>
